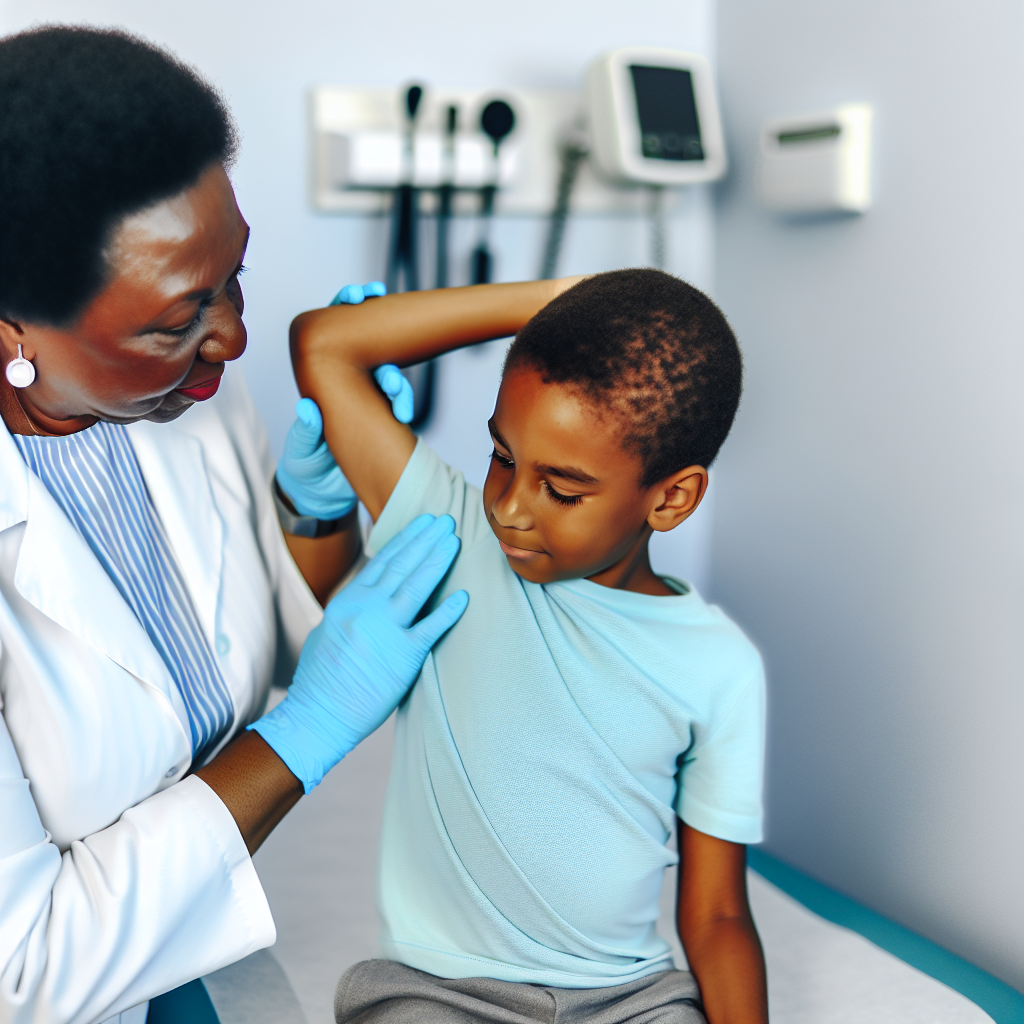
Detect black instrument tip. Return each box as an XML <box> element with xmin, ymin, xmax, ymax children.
<box><xmin>406</xmin><ymin>85</ymin><xmax>424</xmax><ymax>120</ymax></box>
<box><xmin>480</xmin><ymin>100</ymin><xmax>515</xmax><ymax>146</ymax></box>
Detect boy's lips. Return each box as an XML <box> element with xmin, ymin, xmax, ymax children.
<box><xmin>497</xmin><ymin>538</ymin><xmax>543</xmax><ymax>560</ymax></box>
<box><xmin>175</xmin><ymin>375</ymin><xmax>222</xmax><ymax>401</ymax></box>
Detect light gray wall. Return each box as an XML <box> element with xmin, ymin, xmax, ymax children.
<box><xmin>712</xmin><ymin>0</ymin><xmax>1024</xmax><ymax>990</ymax></box>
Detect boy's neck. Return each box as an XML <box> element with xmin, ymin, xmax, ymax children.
<box><xmin>586</xmin><ymin>535</ymin><xmax>675</xmax><ymax>597</ymax></box>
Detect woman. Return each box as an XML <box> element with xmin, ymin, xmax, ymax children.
<box><xmin>0</xmin><ymin>25</ymin><xmax>466</xmax><ymax>1024</ymax></box>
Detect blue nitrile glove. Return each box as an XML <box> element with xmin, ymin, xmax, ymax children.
<box><xmin>373</xmin><ymin>364</ymin><xmax>415</xmax><ymax>424</ymax></box>
<box><xmin>330</xmin><ymin>280</ymin><xmax>387</xmax><ymax>305</ymax></box>
<box><xmin>276</xmin><ymin>397</ymin><xmax>356</xmax><ymax>519</ymax></box>
<box><xmin>250</xmin><ymin>514</ymin><xmax>467</xmax><ymax>792</ymax></box>
<box><xmin>275</xmin><ymin>282</ymin><xmax>411</xmax><ymax>515</ymax></box>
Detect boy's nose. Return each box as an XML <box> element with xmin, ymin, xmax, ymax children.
<box><xmin>490</xmin><ymin>475</ymin><xmax>533</xmax><ymax>531</ymax></box>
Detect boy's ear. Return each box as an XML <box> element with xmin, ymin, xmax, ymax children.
<box><xmin>647</xmin><ymin>465</ymin><xmax>708</xmax><ymax>533</ymax></box>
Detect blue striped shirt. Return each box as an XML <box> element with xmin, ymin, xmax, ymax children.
<box><xmin>14</xmin><ymin>421</ymin><xmax>234</xmax><ymax>765</ymax></box>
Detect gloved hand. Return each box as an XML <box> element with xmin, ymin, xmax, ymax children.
<box><xmin>250</xmin><ymin>514</ymin><xmax>467</xmax><ymax>792</ymax></box>
<box><xmin>275</xmin><ymin>281</ymin><xmax>413</xmax><ymax>517</ymax></box>
<box><xmin>276</xmin><ymin>397</ymin><xmax>357</xmax><ymax>519</ymax></box>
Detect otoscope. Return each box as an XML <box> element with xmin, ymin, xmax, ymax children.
<box><xmin>436</xmin><ymin>105</ymin><xmax>458</xmax><ymax>289</ymax></box>
<box><xmin>471</xmin><ymin>99</ymin><xmax>515</xmax><ymax>285</ymax></box>
<box><xmin>386</xmin><ymin>84</ymin><xmax>424</xmax><ymax>294</ymax></box>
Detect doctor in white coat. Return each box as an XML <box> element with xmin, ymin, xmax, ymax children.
<box><xmin>0</xmin><ymin>25</ymin><xmax>467</xmax><ymax>1024</ymax></box>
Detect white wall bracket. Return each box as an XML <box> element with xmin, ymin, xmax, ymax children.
<box><xmin>310</xmin><ymin>85</ymin><xmax>682</xmax><ymax>216</ymax></box>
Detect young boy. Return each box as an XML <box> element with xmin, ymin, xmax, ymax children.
<box><xmin>290</xmin><ymin>270</ymin><xmax>768</xmax><ymax>1024</ymax></box>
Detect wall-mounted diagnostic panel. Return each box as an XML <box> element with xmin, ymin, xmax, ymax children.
<box><xmin>586</xmin><ymin>47</ymin><xmax>727</xmax><ymax>186</ymax></box>
<box><xmin>311</xmin><ymin>85</ymin><xmax>664</xmax><ymax>216</ymax></box>
<box><xmin>756</xmin><ymin>104</ymin><xmax>873</xmax><ymax>214</ymax></box>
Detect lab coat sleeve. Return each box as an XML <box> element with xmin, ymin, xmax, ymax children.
<box><xmin>0</xmin><ymin>706</ymin><xmax>275</xmax><ymax>1024</ymax></box>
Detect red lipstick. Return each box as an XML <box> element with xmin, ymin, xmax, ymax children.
<box><xmin>175</xmin><ymin>376</ymin><xmax>222</xmax><ymax>402</ymax></box>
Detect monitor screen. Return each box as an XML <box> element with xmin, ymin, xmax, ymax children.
<box><xmin>629</xmin><ymin>65</ymin><xmax>704</xmax><ymax>162</ymax></box>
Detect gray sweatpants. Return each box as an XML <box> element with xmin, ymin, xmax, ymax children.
<box><xmin>335</xmin><ymin>960</ymin><xmax>706</xmax><ymax>1024</ymax></box>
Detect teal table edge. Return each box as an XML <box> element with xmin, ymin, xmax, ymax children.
<box><xmin>747</xmin><ymin>847</ymin><xmax>1024</xmax><ymax>1024</ymax></box>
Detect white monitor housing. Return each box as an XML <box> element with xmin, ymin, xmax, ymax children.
<box><xmin>756</xmin><ymin>104</ymin><xmax>873</xmax><ymax>214</ymax></box>
<box><xmin>586</xmin><ymin>47</ymin><xmax>727</xmax><ymax>186</ymax></box>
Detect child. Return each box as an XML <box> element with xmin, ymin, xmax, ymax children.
<box><xmin>290</xmin><ymin>270</ymin><xmax>768</xmax><ymax>1024</ymax></box>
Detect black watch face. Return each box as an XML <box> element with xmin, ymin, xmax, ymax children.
<box><xmin>630</xmin><ymin>65</ymin><xmax>704</xmax><ymax>162</ymax></box>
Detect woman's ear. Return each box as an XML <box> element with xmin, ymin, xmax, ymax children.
<box><xmin>647</xmin><ymin>465</ymin><xmax>709</xmax><ymax>533</ymax></box>
<box><xmin>0</xmin><ymin>316</ymin><xmax>26</xmax><ymax>357</ymax></box>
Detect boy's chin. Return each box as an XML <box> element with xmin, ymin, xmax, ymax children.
<box><xmin>501</xmin><ymin>553</ymin><xmax>583</xmax><ymax>586</ymax></box>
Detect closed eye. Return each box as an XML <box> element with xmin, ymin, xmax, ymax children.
<box><xmin>160</xmin><ymin>297</ymin><xmax>213</xmax><ymax>338</ymax></box>
<box><xmin>544</xmin><ymin>481</ymin><xmax>583</xmax><ymax>506</ymax></box>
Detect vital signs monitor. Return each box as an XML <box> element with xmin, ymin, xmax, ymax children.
<box><xmin>586</xmin><ymin>47</ymin><xmax>727</xmax><ymax>186</ymax></box>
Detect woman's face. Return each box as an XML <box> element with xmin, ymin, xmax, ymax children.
<box><xmin>0</xmin><ymin>162</ymin><xmax>249</xmax><ymax>435</ymax></box>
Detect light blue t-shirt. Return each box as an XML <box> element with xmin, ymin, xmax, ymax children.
<box><xmin>369</xmin><ymin>441</ymin><xmax>765</xmax><ymax>988</ymax></box>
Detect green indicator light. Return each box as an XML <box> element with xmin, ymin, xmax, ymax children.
<box><xmin>778</xmin><ymin>125</ymin><xmax>841</xmax><ymax>144</ymax></box>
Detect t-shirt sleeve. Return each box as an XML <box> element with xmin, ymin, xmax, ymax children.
<box><xmin>367</xmin><ymin>438</ymin><xmax>491</xmax><ymax>556</ymax></box>
<box><xmin>674</xmin><ymin>663</ymin><xmax>766</xmax><ymax>845</ymax></box>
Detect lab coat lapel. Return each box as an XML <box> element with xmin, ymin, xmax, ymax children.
<box><xmin>0</xmin><ymin>423</ymin><xmax>191</xmax><ymax>734</ymax></box>
<box><xmin>127</xmin><ymin>419</ymin><xmax>224</xmax><ymax>645</ymax></box>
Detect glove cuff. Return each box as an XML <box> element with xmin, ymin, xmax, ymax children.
<box><xmin>248</xmin><ymin>700</ymin><xmax>348</xmax><ymax>794</ymax></box>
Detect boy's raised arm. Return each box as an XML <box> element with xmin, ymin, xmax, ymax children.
<box><xmin>289</xmin><ymin>280</ymin><xmax>575</xmax><ymax>520</ymax></box>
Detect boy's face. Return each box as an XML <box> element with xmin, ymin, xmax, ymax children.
<box><xmin>483</xmin><ymin>364</ymin><xmax>667</xmax><ymax>586</ymax></box>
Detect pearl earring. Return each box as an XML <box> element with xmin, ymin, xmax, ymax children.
<box><xmin>5</xmin><ymin>345</ymin><xmax>36</xmax><ymax>388</ymax></box>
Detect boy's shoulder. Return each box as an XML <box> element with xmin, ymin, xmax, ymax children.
<box><xmin>552</xmin><ymin>574</ymin><xmax>764</xmax><ymax>701</ymax></box>
<box><xmin>368</xmin><ymin>439</ymin><xmax>491</xmax><ymax>556</ymax></box>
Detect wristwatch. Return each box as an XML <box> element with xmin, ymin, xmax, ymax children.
<box><xmin>272</xmin><ymin>478</ymin><xmax>353</xmax><ymax>538</ymax></box>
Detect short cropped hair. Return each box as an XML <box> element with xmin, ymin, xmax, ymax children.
<box><xmin>505</xmin><ymin>269</ymin><xmax>742</xmax><ymax>486</ymax></box>
<box><xmin>0</xmin><ymin>25</ymin><xmax>238</xmax><ymax>327</ymax></box>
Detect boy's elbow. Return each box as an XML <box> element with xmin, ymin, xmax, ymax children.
<box><xmin>289</xmin><ymin>308</ymin><xmax>351</xmax><ymax>393</ymax></box>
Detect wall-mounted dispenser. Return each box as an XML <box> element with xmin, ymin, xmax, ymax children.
<box><xmin>756</xmin><ymin>104</ymin><xmax>872</xmax><ymax>214</ymax></box>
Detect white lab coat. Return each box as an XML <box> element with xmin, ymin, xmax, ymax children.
<box><xmin>0</xmin><ymin>373</ymin><xmax>323</xmax><ymax>1024</ymax></box>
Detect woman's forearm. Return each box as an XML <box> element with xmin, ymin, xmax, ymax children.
<box><xmin>284</xmin><ymin>507</ymin><xmax>362</xmax><ymax>606</ymax></box>
<box><xmin>196</xmin><ymin>731</ymin><xmax>303</xmax><ymax>855</ymax></box>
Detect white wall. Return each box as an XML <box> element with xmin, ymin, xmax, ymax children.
<box><xmin>711</xmin><ymin>0</ymin><xmax>1024</xmax><ymax>990</ymax></box>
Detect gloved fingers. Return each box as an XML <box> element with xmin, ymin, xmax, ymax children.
<box><xmin>292</xmin><ymin>397</ymin><xmax>325</xmax><ymax>442</ymax></box>
<box><xmin>330</xmin><ymin>281</ymin><xmax>386</xmax><ymax>306</ymax></box>
<box><xmin>374</xmin><ymin>364</ymin><xmax>405</xmax><ymax>398</ymax></box>
<box><xmin>352</xmin><ymin>513</ymin><xmax>436</xmax><ymax>589</ymax></box>
<box><xmin>388</xmin><ymin>531</ymin><xmax>462</xmax><ymax>624</ymax></box>
<box><xmin>409</xmin><ymin>590</ymin><xmax>469</xmax><ymax>650</ymax></box>
<box><xmin>331</xmin><ymin>284</ymin><xmax>365</xmax><ymax>305</ymax></box>
<box><xmin>373</xmin><ymin>365</ymin><xmax>416</xmax><ymax>425</ymax></box>
<box><xmin>391</xmin><ymin>376</ymin><xmax>415</xmax><ymax>424</ymax></box>
<box><xmin>374</xmin><ymin>515</ymin><xmax>457</xmax><ymax>599</ymax></box>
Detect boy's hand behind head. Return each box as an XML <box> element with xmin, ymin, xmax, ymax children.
<box><xmin>485</xmin><ymin>268</ymin><xmax>741</xmax><ymax>594</ymax></box>
<box><xmin>483</xmin><ymin>363</ymin><xmax>707</xmax><ymax>593</ymax></box>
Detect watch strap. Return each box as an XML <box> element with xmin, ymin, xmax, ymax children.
<box><xmin>272</xmin><ymin>478</ymin><xmax>352</xmax><ymax>538</ymax></box>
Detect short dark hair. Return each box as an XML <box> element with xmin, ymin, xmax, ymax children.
<box><xmin>505</xmin><ymin>269</ymin><xmax>742</xmax><ymax>486</ymax></box>
<box><xmin>0</xmin><ymin>25</ymin><xmax>238</xmax><ymax>327</ymax></box>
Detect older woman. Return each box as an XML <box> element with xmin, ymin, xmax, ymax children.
<box><xmin>0</xmin><ymin>26</ymin><xmax>466</xmax><ymax>1024</ymax></box>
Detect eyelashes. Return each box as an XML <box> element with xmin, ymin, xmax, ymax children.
<box><xmin>489</xmin><ymin>448</ymin><xmax>584</xmax><ymax>507</ymax></box>
<box><xmin>544</xmin><ymin>483</ymin><xmax>583</xmax><ymax>506</ymax></box>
